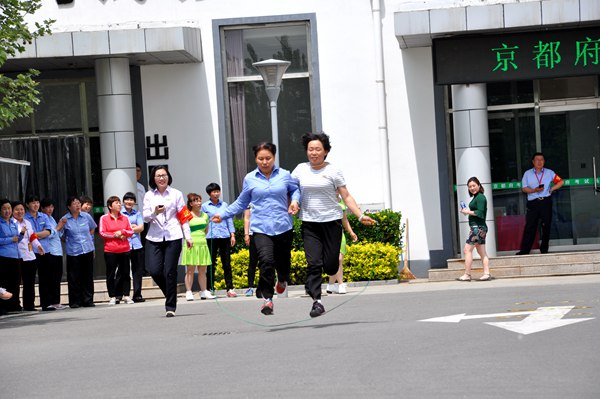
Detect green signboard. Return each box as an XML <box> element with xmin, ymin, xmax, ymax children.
<box><xmin>434</xmin><ymin>26</ymin><xmax>600</xmax><ymax>84</ymax></box>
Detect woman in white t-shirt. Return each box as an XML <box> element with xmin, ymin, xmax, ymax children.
<box><xmin>291</xmin><ymin>132</ymin><xmax>375</xmax><ymax>318</ymax></box>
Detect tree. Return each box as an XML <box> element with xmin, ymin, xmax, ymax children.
<box><xmin>0</xmin><ymin>0</ymin><xmax>53</xmax><ymax>130</ymax></box>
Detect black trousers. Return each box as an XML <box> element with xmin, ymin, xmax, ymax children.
<box><xmin>130</xmin><ymin>247</ymin><xmax>145</xmax><ymax>299</ymax></box>
<box><xmin>36</xmin><ymin>253</ymin><xmax>54</xmax><ymax>309</ymax></box>
<box><xmin>145</xmin><ymin>239</ymin><xmax>181</xmax><ymax>312</ymax></box>
<box><xmin>0</xmin><ymin>256</ymin><xmax>22</xmax><ymax>312</ymax></box>
<box><xmin>302</xmin><ymin>220</ymin><xmax>342</xmax><ymax>300</ymax></box>
<box><xmin>21</xmin><ymin>259</ymin><xmax>38</xmax><ymax>310</ymax></box>
<box><xmin>248</xmin><ymin>235</ymin><xmax>258</xmax><ymax>288</ymax></box>
<box><xmin>104</xmin><ymin>252</ymin><xmax>131</xmax><ymax>298</ymax></box>
<box><xmin>253</xmin><ymin>230</ymin><xmax>293</xmax><ymax>300</ymax></box>
<box><xmin>67</xmin><ymin>252</ymin><xmax>95</xmax><ymax>307</ymax></box>
<box><xmin>46</xmin><ymin>254</ymin><xmax>64</xmax><ymax>305</ymax></box>
<box><xmin>520</xmin><ymin>197</ymin><xmax>553</xmax><ymax>254</ymax></box>
<box><xmin>206</xmin><ymin>238</ymin><xmax>233</xmax><ymax>291</ymax></box>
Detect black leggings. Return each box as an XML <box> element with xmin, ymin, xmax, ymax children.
<box><xmin>301</xmin><ymin>220</ymin><xmax>342</xmax><ymax>300</ymax></box>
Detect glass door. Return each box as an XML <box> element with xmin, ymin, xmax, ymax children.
<box><xmin>539</xmin><ymin>106</ymin><xmax>600</xmax><ymax>249</ymax></box>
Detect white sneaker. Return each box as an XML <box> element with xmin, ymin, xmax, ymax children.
<box><xmin>326</xmin><ymin>283</ymin><xmax>339</xmax><ymax>294</ymax></box>
<box><xmin>123</xmin><ymin>296</ymin><xmax>135</xmax><ymax>304</ymax></box>
<box><xmin>185</xmin><ymin>291</ymin><xmax>194</xmax><ymax>301</ymax></box>
<box><xmin>201</xmin><ymin>290</ymin><xmax>216</xmax><ymax>300</ymax></box>
<box><xmin>338</xmin><ymin>283</ymin><xmax>347</xmax><ymax>294</ymax></box>
<box><xmin>108</xmin><ymin>297</ymin><xmax>117</xmax><ymax>306</ymax></box>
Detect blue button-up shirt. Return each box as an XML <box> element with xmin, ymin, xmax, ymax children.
<box><xmin>61</xmin><ymin>211</ymin><xmax>97</xmax><ymax>256</ymax></box>
<box><xmin>25</xmin><ymin>211</ymin><xmax>51</xmax><ymax>254</ymax></box>
<box><xmin>43</xmin><ymin>215</ymin><xmax>63</xmax><ymax>256</ymax></box>
<box><xmin>219</xmin><ymin>166</ymin><xmax>300</xmax><ymax>236</ymax></box>
<box><xmin>122</xmin><ymin>208</ymin><xmax>143</xmax><ymax>250</ymax></box>
<box><xmin>522</xmin><ymin>167</ymin><xmax>560</xmax><ymax>201</ymax></box>
<box><xmin>201</xmin><ymin>200</ymin><xmax>235</xmax><ymax>239</ymax></box>
<box><xmin>0</xmin><ymin>218</ymin><xmax>23</xmax><ymax>259</ymax></box>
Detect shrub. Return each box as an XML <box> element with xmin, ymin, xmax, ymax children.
<box><xmin>228</xmin><ymin>209</ymin><xmax>404</xmax><ymax>252</ymax></box>
<box><xmin>211</xmin><ymin>242</ymin><xmax>400</xmax><ymax>289</ymax></box>
<box><xmin>347</xmin><ymin>209</ymin><xmax>404</xmax><ymax>249</ymax></box>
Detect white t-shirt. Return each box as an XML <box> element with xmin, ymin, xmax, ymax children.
<box><xmin>291</xmin><ymin>162</ymin><xmax>346</xmax><ymax>222</ymax></box>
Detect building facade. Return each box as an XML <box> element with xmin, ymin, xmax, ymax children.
<box><xmin>1</xmin><ymin>0</ymin><xmax>599</xmax><ymax>277</ymax></box>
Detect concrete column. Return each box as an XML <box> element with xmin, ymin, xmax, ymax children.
<box><xmin>95</xmin><ymin>58</ymin><xmax>137</xmax><ymax>211</ymax></box>
<box><xmin>452</xmin><ymin>84</ymin><xmax>496</xmax><ymax>257</ymax></box>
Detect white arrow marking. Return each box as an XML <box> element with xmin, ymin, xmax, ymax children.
<box><xmin>486</xmin><ymin>306</ymin><xmax>594</xmax><ymax>335</ymax></box>
<box><xmin>420</xmin><ymin>310</ymin><xmax>536</xmax><ymax>323</ymax></box>
<box><xmin>420</xmin><ymin>306</ymin><xmax>594</xmax><ymax>335</ymax></box>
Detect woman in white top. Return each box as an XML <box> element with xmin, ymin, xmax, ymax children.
<box><xmin>291</xmin><ymin>132</ymin><xmax>375</xmax><ymax>318</ymax></box>
<box><xmin>143</xmin><ymin>165</ymin><xmax>192</xmax><ymax>317</ymax></box>
<box><xmin>12</xmin><ymin>201</ymin><xmax>44</xmax><ymax>311</ymax></box>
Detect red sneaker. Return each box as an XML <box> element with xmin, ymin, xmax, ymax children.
<box><xmin>275</xmin><ymin>281</ymin><xmax>287</xmax><ymax>295</ymax></box>
<box><xmin>261</xmin><ymin>299</ymin><xmax>273</xmax><ymax>315</ymax></box>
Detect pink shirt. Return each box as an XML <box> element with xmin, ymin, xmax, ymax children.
<box><xmin>99</xmin><ymin>213</ymin><xmax>133</xmax><ymax>254</ymax></box>
<box><xmin>142</xmin><ymin>186</ymin><xmax>191</xmax><ymax>242</ymax></box>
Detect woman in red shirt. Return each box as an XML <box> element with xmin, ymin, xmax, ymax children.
<box><xmin>99</xmin><ymin>196</ymin><xmax>134</xmax><ymax>305</ymax></box>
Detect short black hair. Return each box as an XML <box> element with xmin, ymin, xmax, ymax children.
<box><xmin>25</xmin><ymin>195</ymin><xmax>40</xmax><ymax>204</ymax></box>
<box><xmin>123</xmin><ymin>192</ymin><xmax>137</xmax><ymax>202</ymax></box>
<box><xmin>531</xmin><ymin>152</ymin><xmax>545</xmax><ymax>161</ymax></box>
<box><xmin>149</xmin><ymin>165</ymin><xmax>173</xmax><ymax>190</ymax></box>
<box><xmin>66</xmin><ymin>195</ymin><xmax>80</xmax><ymax>208</ymax></box>
<box><xmin>205</xmin><ymin>182</ymin><xmax>221</xmax><ymax>195</ymax></box>
<box><xmin>302</xmin><ymin>132</ymin><xmax>332</xmax><ymax>153</ymax></box>
<box><xmin>11</xmin><ymin>200</ymin><xmax>25</xmax><ymax>210</ymax></box>
<box><xmin>80</xmin><ymin>195</ymin><xmax>93</xmax><ymax>205</ymax></box>
<box><xmin>0</xmin><ymin>199</ymin><xmax>11</xmax><ymax>209</ymax></box>
<box><xmin>252</xmin><ymin>142</ymin><xmax>277</xmax><ymax>157</ymax></box>
<box><xmin>40</xmin><ymin>198</ymin><xmax>55</xmax><ymax>208</ymax></box>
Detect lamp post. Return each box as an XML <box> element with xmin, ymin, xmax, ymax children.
<box><xmin>252</xmin><ymin>59</ymin><xmax>291</xmax><ymax>166</ymax></box>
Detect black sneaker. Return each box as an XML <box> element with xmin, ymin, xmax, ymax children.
<box><xmin>309</xmin><ymin>301</ymin><xmax>325</xmax><ymax>318</ymax></box>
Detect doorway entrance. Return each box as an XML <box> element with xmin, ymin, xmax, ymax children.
<box><xmin>487</xmin><ymin>76</ymin><xmax>600</xmax><ymax>253</ymax></box>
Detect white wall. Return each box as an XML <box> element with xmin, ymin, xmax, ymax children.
<box><xmin>31</xmin><ymin>0</ymin><xmax>448</xmax><ymax>272</ymax></box>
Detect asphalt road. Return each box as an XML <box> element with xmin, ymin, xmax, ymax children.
<box><xmin>1</xmin><ymin>275</ymin><xmax>599</xmax><ymax>398</ymax></box>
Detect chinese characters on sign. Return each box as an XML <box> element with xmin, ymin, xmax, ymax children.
<box><xmin>492</xmin><ymin>37</ymin><xmax>599</xmax><ymax>73</ymax></box>
<box><xmin>146</xmin><ymin>134</ymin><xmax>169</xmax><ymax>160</ymax></box>
<box><xmin>434</xmin><ymin>27</ymin><xmax>600</xmax><ymax>84</ymax></box>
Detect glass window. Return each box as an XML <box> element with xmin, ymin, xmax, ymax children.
<box><xmin>539</xmin><ymin>76</ymin><xmax>597</xmax><ymax>101</ymax></box>
<box><xmin>222</xmin><ymin>22</ymin><xmax>314</xmax><ymax>195</ymax></box>
<box><xmin>33</xmin><ymin>83</ymin><xmax>82</xmax><ymax>133</ymax></box>
<box><xmin>225</xmin><ymin>25</ymin><xmax>309</xmax><ymax>77</ymax></box>
<box><xmin>487</xmin><ymin>81</ymin><xmax>533</xmax><ymax>106</ymax></box>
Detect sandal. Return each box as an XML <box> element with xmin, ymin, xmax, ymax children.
<box><xmin>456</xmin><ymin>274</ymin><xmax>471</xmax><ymax>282</ymax></box>
<box><xmin>478</xmin><ymin>274</ymin><xmax>492</xmax><ymax>281</ymax></box>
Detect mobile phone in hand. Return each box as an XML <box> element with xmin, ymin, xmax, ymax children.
<box><xmin>538</xmin><ymin>184</ymin><xmax>544</xmax><ymax>189</ymax></box>
<box><xmin>460</xmin><ymin>201</ymin><xmax>466</xmax><ymax>209</ymax></box>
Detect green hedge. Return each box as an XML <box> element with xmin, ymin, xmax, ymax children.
<box><xmin>211</xmin><ymin>242</ymin><xmax>401</xmax><ymax>290</ymax></box>
<box><xmin>230</xmin><ymin>209</ymin><xmax>403</xmax><ymax>252</ymax></box>
<box><xmin>210</xmin><ymin>209</ymin><xmax>404</xmax><ymax>289</ymax></box>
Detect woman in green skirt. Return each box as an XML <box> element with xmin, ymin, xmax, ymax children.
<box><xmin>182</xmin><ymin>193</ymin><xmax>215</xmax><ymax>300</ymax></box>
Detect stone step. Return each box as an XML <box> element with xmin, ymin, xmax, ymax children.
<box><xmin>430</xmin><ymin>251</ymin><xmax>600</xmax><ymax>281</ymax></box>
<box><xmin>445</xmin><ymin>251</ymin><xmax>600</xmax><ymax>270</ymax></box>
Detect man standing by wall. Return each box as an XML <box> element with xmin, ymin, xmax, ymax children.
<box><xmin>517</xmin><ymin>152</ymin><xmax>565</xmax><ymax>255</ymax></box>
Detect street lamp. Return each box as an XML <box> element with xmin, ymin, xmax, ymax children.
<box><xmin>252</xmin><ymin>59</ymin><xmax>291</xmax><ymax>166</ymax></box>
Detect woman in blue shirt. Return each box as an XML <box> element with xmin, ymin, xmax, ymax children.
<box><xmin>41</xmin><ymin>198</ymin><xmax>67</xmax><ymax>309</ymax></box>
<box><xmin>61</xmin><ymin>196</ymin><xmax>97</xmax><ymax>308</ymax></box>
<box><xmin>213</xmin><ymin>142</ymin><xmax>300</xmax><ymax>315</ymax></box>
<box><xmin>0</xmin><ymin>199</ymin><xmax>24</xmax><ymax>313</ymax></box>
